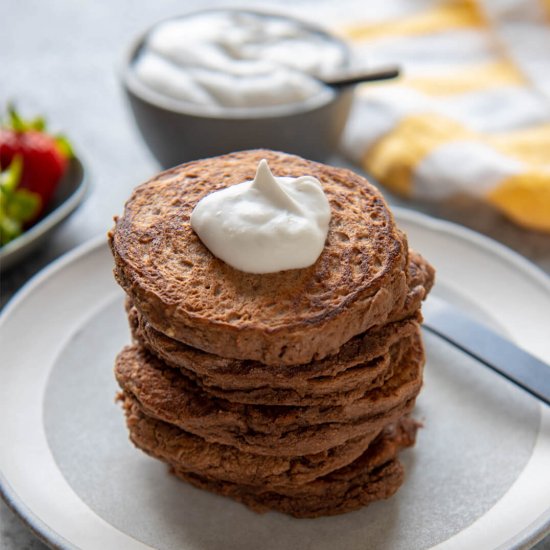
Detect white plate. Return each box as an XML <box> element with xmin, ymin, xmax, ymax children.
<box><xmin>1</xmin><ymin>208</ymin><xmax>550</xmax><ymax>550</ymax></box>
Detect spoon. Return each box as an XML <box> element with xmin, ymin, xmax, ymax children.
<box><xmin>322</xmin><ymin>65</ymin><xmax>400</xmax><ymax>88</ymax></box>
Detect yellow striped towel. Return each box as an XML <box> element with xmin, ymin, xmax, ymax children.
<box><xmin>322</xmin><ymin>0</ymin><xmax>550</xmax><ymax>232</ymax></box>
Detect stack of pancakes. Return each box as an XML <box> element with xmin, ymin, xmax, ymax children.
<box><xmin>110</xmin><ymin>150</ymin><xmax>434</xmax><ymax>518</ymax></box>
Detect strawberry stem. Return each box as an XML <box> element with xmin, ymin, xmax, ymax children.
<box><xmin>6</xmin><ymin>104</ymin><xmax>49</xmax><ymax>133</ymax></box>
<box><xmin>7</xmin><ymin>104</ymin><xmax>26</xmax><ymax>132</ymax></box>
<box><xmin>3</xmin><ymin>104</ymin><xmax>73</xmax><ymax>159</ymax></box>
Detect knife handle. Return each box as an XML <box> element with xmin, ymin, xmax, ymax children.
<box><xmin>422</xmin><ymin>299</ymin><xmax>550</xmax><ymax>407</ymax></box>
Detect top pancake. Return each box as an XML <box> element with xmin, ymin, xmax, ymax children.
<box><xmin>110</xmin><ymin>149</ymin><xmax>410</xmax><ymax>366</ymax></box>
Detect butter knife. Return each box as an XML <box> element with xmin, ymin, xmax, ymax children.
<box><xmin>422</xmin><ymin>295</ymin><xmax>550</xmax><ymax>406</ymax></box>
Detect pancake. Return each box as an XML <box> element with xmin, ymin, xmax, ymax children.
<box><xmin>109</xmin><ymin>149</ymin><xmax>413</xmax><ymax>366</ymax></box>
<box><xmin>129</xmin><ymin>303</ymin><xmax>419</xmax><ymax>398</ymax></box>
<box><xmin>169</xmin><ymin>417</ymin><xmax>418</xmax><ymax>518</ymax></box>
<box><xmin>130</xmin><ymin>336</ymin><xmax>408</xmax><ymax>407</ymax></box>
<box><xmin>109</xmin><ymin>149</ymin><xmax>435</xmax><ymax>517</ymax></box>
<box><xmin>122</xmin><ymin>397</ymin><xmax>388</xmax><ymax>490</ymax></box>
<box><xmin>114</xmin><ymin>331</ymin><xmax>424</xmax><ymax>456</ymax></box>
<box><xmin>125</xmin><ymin>250</ymin><xmax>433</xmax><ymax>405</ymax></box>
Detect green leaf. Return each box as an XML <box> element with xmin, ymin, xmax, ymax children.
<box><xmin>0</xmin><ymin>213</ymin><xmax>23</xmax><ymax>245</ymax></box>
<box><xmin>0</xmin><ymin>155</ymin><xmax>23</xmax><ymax>193</ymax></box>
<box><xmin>31</xmin><ymin>116</ymin><xmax>46</xmax><ymax>131</ymax></box>
<box><xmin>7</xmin><ymin>103</ymin><xmax>26</xmax><ymax>132</ymax></box>
<box><xmin>5</xmin><ymin>104</ymin><xmax>48</xmax><ymax>133</ymax></box>
<box><xmin>6</xmin><ymin>189</ymin><xmax>41</xmax><ymax>221</ymax></box>
<box><xmin>54</xmin><ymin>134</ymin><xmax>73</xmax><ymax>158</ymax></box>
<box><xmin>0</xmin><ymin>157</ymin><xmax>41</xmax><ymax>246</ymax></box>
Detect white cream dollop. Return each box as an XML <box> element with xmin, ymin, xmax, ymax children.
<box><xmin>190</xmin><ymin>160</ymin><xmax>331</xmax><ymax>273</ymax></box>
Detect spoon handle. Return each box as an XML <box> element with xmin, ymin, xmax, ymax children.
<box><xmin>323</xmin><ymin>65</ymin><xmax>400</xmax><ymax>87</ymax></box>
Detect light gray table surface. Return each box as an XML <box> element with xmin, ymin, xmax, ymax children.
<box><xmin>1</xmin><ymin>1</ymin><xmax>550</xmax><ymax>549</ymax></box>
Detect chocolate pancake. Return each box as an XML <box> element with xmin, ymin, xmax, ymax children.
<box><xmin>129</xmin><ymin>304</ymin><xmax>419</xmax><ymax>398</ymax></box>
<box><xmin>122</xmin><ymin>397</ymin><xmax>387</xmax><ymax>490</ymax></box>
<box><xmin>131</xmin><ymin>336</ymin><xmax>408</xmax><ymax>407</ymax></box>
<box><xmin>125</xmin><ymin>250</ymin><xmax>432</xmax><ymax>405</ymax></box>
<box><xmin>114</xmin><ymin>332</ymin><xmax>424</xmax><ymax>456</ymax></box>
<box><xmin>110</xmin><ymin>149</ymin><xmax>414</xmax><ymax>366</ymax></box>
<box><xmin>169</xmin><ymin>417</ymin><xmax>418</xmax><ymax>518</ymax></box>
<box><xmin>129</xmin><ymin>308</ymin><xmax>418</xmax><ymax>406</ymax></box>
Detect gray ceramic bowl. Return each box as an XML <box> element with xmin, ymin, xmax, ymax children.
<box><xmin>122</xmin><ymin>9</ymin><xmax>354</xmax><ymax>168</ymax></box>
<box><xmin>0</xmin><ymin>156</ymin><xmax>88</xmax><ymax>272</ymax></box>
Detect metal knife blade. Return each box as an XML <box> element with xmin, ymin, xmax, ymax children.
<box><xmin>421</xmin><ymin>295</ymin><xmax>550</xmax><ymax>406</ymax></box>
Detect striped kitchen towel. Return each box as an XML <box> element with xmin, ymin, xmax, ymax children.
<box><xmin>332</xmin><ymin>0</ymin><xmax>550</xmax><ymax>232</ymax></box>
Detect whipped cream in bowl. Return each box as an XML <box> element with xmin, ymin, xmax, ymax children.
<box><xmin>191</xmin><ymin>159</ymin><xmax>331</xmax><ymax>273</ymax></box>
<box><xmin>122</xmin><ymin>9</ymin><xmax>354</xmax><ymax>166</ymax></box>
<box><xmin>131</xmin><ymin>10</ymin><xmax>346</xmax><ymax>115</ymax></box>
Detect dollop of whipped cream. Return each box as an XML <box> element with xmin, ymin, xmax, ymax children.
<box><xmin>190</xmin><ymin>159</ymin><xmax>331</xmax><ymax>273</ymax></box>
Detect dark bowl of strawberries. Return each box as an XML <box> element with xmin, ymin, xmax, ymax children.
<box><xmin>0</xmin><ymin>106</ymin><xmax>88</xmax><ymax>271</ymax></box>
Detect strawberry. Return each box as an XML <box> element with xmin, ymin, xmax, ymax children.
<box><xmin>0</xmin><ymin>106</ymin><xmax>72</xmax><ymax>219</ymax></box>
